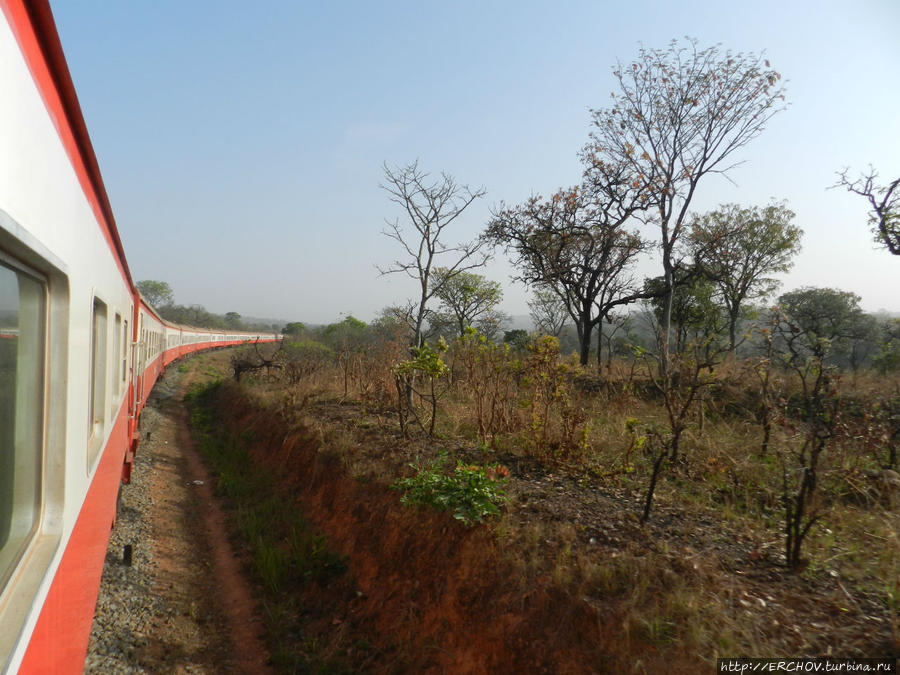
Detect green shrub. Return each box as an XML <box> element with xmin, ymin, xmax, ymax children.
<box><xmin>392</xmin><ymin>452</ymin><xmax>509</xmax><ymax>525</ymax></box>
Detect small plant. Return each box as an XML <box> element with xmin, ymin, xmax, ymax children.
<box><xmin>771</xmin><ymin>306</ymin><xmax>845</xmax><ymax>569</ymax></box>
<box><xmin>520</xmin><ymin>335</ymin><xmax>589</xmax><ymax>461</ymax></box>
<box><xmin>633</xmin><ymin>334</ymin><xmax>729</xmax><ymax>523</ymax></box>
<box><xmin>393</xmin><ymin>452</ymin><xmax>509</xmax><ymax>525</ymax></box>
<box><xmin>452</xmin><ymin>327</ymin><xmax>519</xmax><ymax>445</ymax></box>
<box><xmin>393</xmin><ymin>339</ymin><xmax>450</xmax><ymax>436</ymax></box>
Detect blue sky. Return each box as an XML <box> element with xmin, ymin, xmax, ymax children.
<box><xmin>51</xmin><ymin>0</ymin><xmax>899</xmax><ymax>324</ymax></box>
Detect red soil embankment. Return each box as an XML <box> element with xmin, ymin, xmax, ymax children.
<box><xmin>212</xmin><ymin>382</ymin><xmax>627</xmax><ymax>673</ymax></box>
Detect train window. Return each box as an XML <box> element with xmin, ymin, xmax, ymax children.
<box><xmin>122</xmin><ymin>319</ymin><xmax>128</xmax><ymax>383</ymax></box>
<box><xmin>113</xmin><ymin>313</ymin><xmax>122</xmax><ymax>398</ymax></box>
<box><xmin>89</xmin><ymin>297</ymin><xmax>108</xmax><ymax>451</ymax></box>
<box><xmin>0</xmin><ymin>261</ymin><xmax>46</xmax><ymax>589</ymax></box>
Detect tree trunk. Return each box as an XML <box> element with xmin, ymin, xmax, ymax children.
<box><xmin>575</xmin><ymin>304</ymin><xmax>596</xmax><ymax>367</ymax></box>
<box><xmin>728</xmin><ymin>306</ymin><xmax>740</xmax><ymax>354</ymax></box>
<box><xmin>577</xmin><ymin>314</ymin><xmax>595</xmax><ymax>367</ymax></box>
<box><xmin>642</xmin><ymin>446</ymin><xmax>667</xmax><ymax>523</ymax></box>
<box><xmin>579</xmin><ymin>330</ymin><xmax>591</xmax><ymax>366</ymax></box>
<box><xmin>659</xmin><ymin>257</ymin><xmax>675</xmax><ymax>378</ymax></box>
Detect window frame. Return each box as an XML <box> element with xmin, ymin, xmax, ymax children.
<box><xmin>113</xmin><ymin>313</ymin><xmax>122</xmax><ymax>399</ymax></box>
<box><xmin>0</xmin><ymin>252</ymin><xmax>48</xmax><ymax>590</ymax></box>
<box><xmin>0</xmin><ymin>208</ymin><xmax>69</xmax><ymax>667</ymax></box>
<box><xmin>87</xmin><ymin>294</ymin><xmax>108</xmax><ymax>468</ymax></box>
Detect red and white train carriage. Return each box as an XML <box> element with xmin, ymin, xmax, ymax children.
<box><xmin>0</xmin><ymin>2</ymin><xmax>276</xmax><ymax>672</ymax></box>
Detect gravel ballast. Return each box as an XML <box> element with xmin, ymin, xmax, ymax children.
<box><xmin>84</xmin><ymin>402</ymin><xmax>168</xmax><ymax>674</ymax></box>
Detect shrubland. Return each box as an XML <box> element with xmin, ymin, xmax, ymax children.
<box><xmin>197</xmin><ymin>37</ymin><xmax>900</xmax><ymax>672</ymax></box>
<box><xmin>208</xmin><ymin>314</ymin><xmax>900</xmax><ymax>669</ymax></box>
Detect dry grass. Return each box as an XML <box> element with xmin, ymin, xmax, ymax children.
<box><xmin>223</xmin><ymin>343</ymin><xmax>900</xmax><ymax>664</ymax></box>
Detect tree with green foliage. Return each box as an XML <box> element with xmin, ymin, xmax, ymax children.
<box><xmin>503</xmin><ymin>329</ymin><xmax>529</xmax><ymax>352</ymax></box>
<box><xmin>842</xmin><ymin>313</ymin><xmax>880</xmax><ymax>373</ymax></box>
<box><xmin>873</xmin><ymin>318</ymin><xmax>900</xmax><ymax>374</ymax></box>
<box><xmin>645</xmin><ymin>272</ymin><xmax>724</xmax><ymax>355</ymax></box>
<box><xmin>767</xmin><ymin>292</ymin><xmax>859</xmax><ymax>569</ymax></box>
<box><xmin>371</xmin><ymin>305</ymin><xmax>416</xmax><ymax>345</ymax></box>
<box><xmin>378</xmin><ymin>161</ymin><xmax>489</xmax><ymax>350</ymax></box>
<box><xmin>430</xmin><ymin>267</ymin><xmax>502</xmax><ymax>337</ymax></box>
<box><xmin>393</xmin><ymin>340</ymin><xmax>449</xmax><ymax>437</ymax></box>
<box><xmin>282</xmin><ymin>339</ymin><xmax>334</xmax><ymax>384</ymax></box>
<box><xmin>136</xmin><ymin>280</ymin><xmax>174</xmax><ymax>308</ymax></box>
<box><xmin>224</xmin><ymin>311</ymin><xmax>242</xmax><ymax>329</ymax></box>
<box><xmin>159</xmin><ymin>303</ymin><xmax>226</xmax><ymax>329</ymax></box>
<box><xmin>585</xmin><ymin>38</ymin><xmax>786</xmax><ymax>375</ymax></box>
<box><xmin>691</xmin><ymin>202</ymin><xmax>803</xmax><ymax>353</ymax></box>
<box><xmin>776</xmin><ymin>287</ymin><xmax>866</xmax><ymax>363</ymax></box>
<box><xmin>282</xmin><ymin>322</ymin><xmax>306</xmax><ymax>337</ymax></box>
<box><xmin>322</xmin><ymin>317</ymin><xmax>369</xmax><ymax>349</ymax></box>
<box><xmin>322</xmin><ymin>315</ymin><xmax>370</xmax><ymax>398</ymax></box>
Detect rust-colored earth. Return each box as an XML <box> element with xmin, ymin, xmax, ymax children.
<box><xmin>208</xmin><ymin>381</ymin><xmax>662</xmax><ymax>674</ymax></box>
<box><xmin>132</xmin><ymin>368</ymin><xmax>274</xmax><ymax>674</ymax></box>
<box><xmin>108</xmin><ymin>349</ymin><xmax>897</xmax><ymax>673</ymax></box>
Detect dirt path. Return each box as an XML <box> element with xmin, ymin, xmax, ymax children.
<box><xmin>142</xmin><ymin>368</ymin><xmax>273</xmax><ymax>674</ymax></box>
<box><xmin>86</xmin><ymin>362</ymin><xmax>274</xmax><ymax>674</ymax></box>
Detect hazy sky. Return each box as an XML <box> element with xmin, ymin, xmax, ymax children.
<box><xmin>50</xmin><ymin>0</ymin><xmax>899</xmax><ymax>324</ymax></box>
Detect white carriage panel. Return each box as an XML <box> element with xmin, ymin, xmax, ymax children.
<box><xmin>0</xmin><ymin>16</ymin><xmax>137</xmax><ymax>671</ymax></box>
<box><xmin>0</xmin><ymin>13</ymin><xmax>133</xmax><ymax>470</ymax></box>
<box><xmin>165</xmin><ymin>323</ymin><xmax>182</xmax><ymax>351</ymax></box>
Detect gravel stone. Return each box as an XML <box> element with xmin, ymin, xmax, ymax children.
<box><xmin>84</xmin><ymin>406</ymin><xmax>165</xmax><ymax>674</ymax></box>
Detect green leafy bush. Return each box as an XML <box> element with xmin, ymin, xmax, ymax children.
<box><xmin>282</xmin><ymin>340</ymin><xmax>335</xmax><ymax>384</ymax></box>
<box><xmin>393</xmin><ymin>452</ymin><xmax>509</xmax><ymax>525</ymax></box>
<box><xmin>393</xmin><ymin>339</ymin><xmax>450</xmax><ymax>436</ymax></box>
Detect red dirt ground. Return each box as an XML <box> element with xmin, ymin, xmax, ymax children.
<box><xmin>209</xmin><ymin>382</ymin><xmax>683</xmax><ymax>673</ymax></box>
<box><xmin>138</xmin><ymin>370</ymin><xmax>274</xmax><ymax>674</ymax></box>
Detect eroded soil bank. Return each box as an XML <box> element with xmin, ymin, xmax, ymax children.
<box><xmin>195</xmin><ymin>379</ymin><xmax>681</xmax><ymax>674</ymax></box>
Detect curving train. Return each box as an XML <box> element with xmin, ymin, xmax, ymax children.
<box><xmin>0</xmin><ymin>2</ymin><xmax>277</xmax><ymax>672</ymax></box>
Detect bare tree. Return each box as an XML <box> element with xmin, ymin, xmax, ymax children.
<box><xmin>528</xmin><ymin>286</ymin><xmax>569</xmax><ymax>337</ymax></box>
<box><xmin>378</xmin><ymin>161</ymin><xmax>489</xmax><ymax>349</ymax></box>
<box><xmin>598</xmin><ymin>312</ymin><xmax>631</xmax><ymax>371</ymax></box>
<box><xmin>835</xmin><ymin>167</ymin><xmax>900</xmax><ymax>255</ymax></box>
<box><xmin>586</xmin><ymin>38</ymin><xmax>787</xmax><ymax>374</ymax></box>
<box><xmin>231</xmin><ymin>340</ymin><xmax>284</xmax><ymax>382</ymax></box>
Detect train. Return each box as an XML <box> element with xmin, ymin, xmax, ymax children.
<box><xmin>0</xmin><ymin>2</ymin><xmax>278</xmax><ymax>672</ymax></box>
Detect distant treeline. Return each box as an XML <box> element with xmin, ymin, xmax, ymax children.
<box><xmin>281</xmin><ymin>295</ymin><xmax>900</xmax><ymax>376</ymax></box>
<box><xmin>158</xmin><ymin>304</ymin><xmax>280</xmax><ymax>333</ymax></box>
<box><xmin>135</xmin><ymin>280</ymin><xmax>280</xmax><ymax>332</ymax></box>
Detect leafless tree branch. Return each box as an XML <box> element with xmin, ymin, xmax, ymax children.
<box><xmin>834</xmin><ymin>167</ymin><xmax>900</xmax><ymax>255</ymax></box>
<box><xmin>378</xmin><ymin>160</ymin><xmax>489</xmax><ymax>348</ymax></box>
